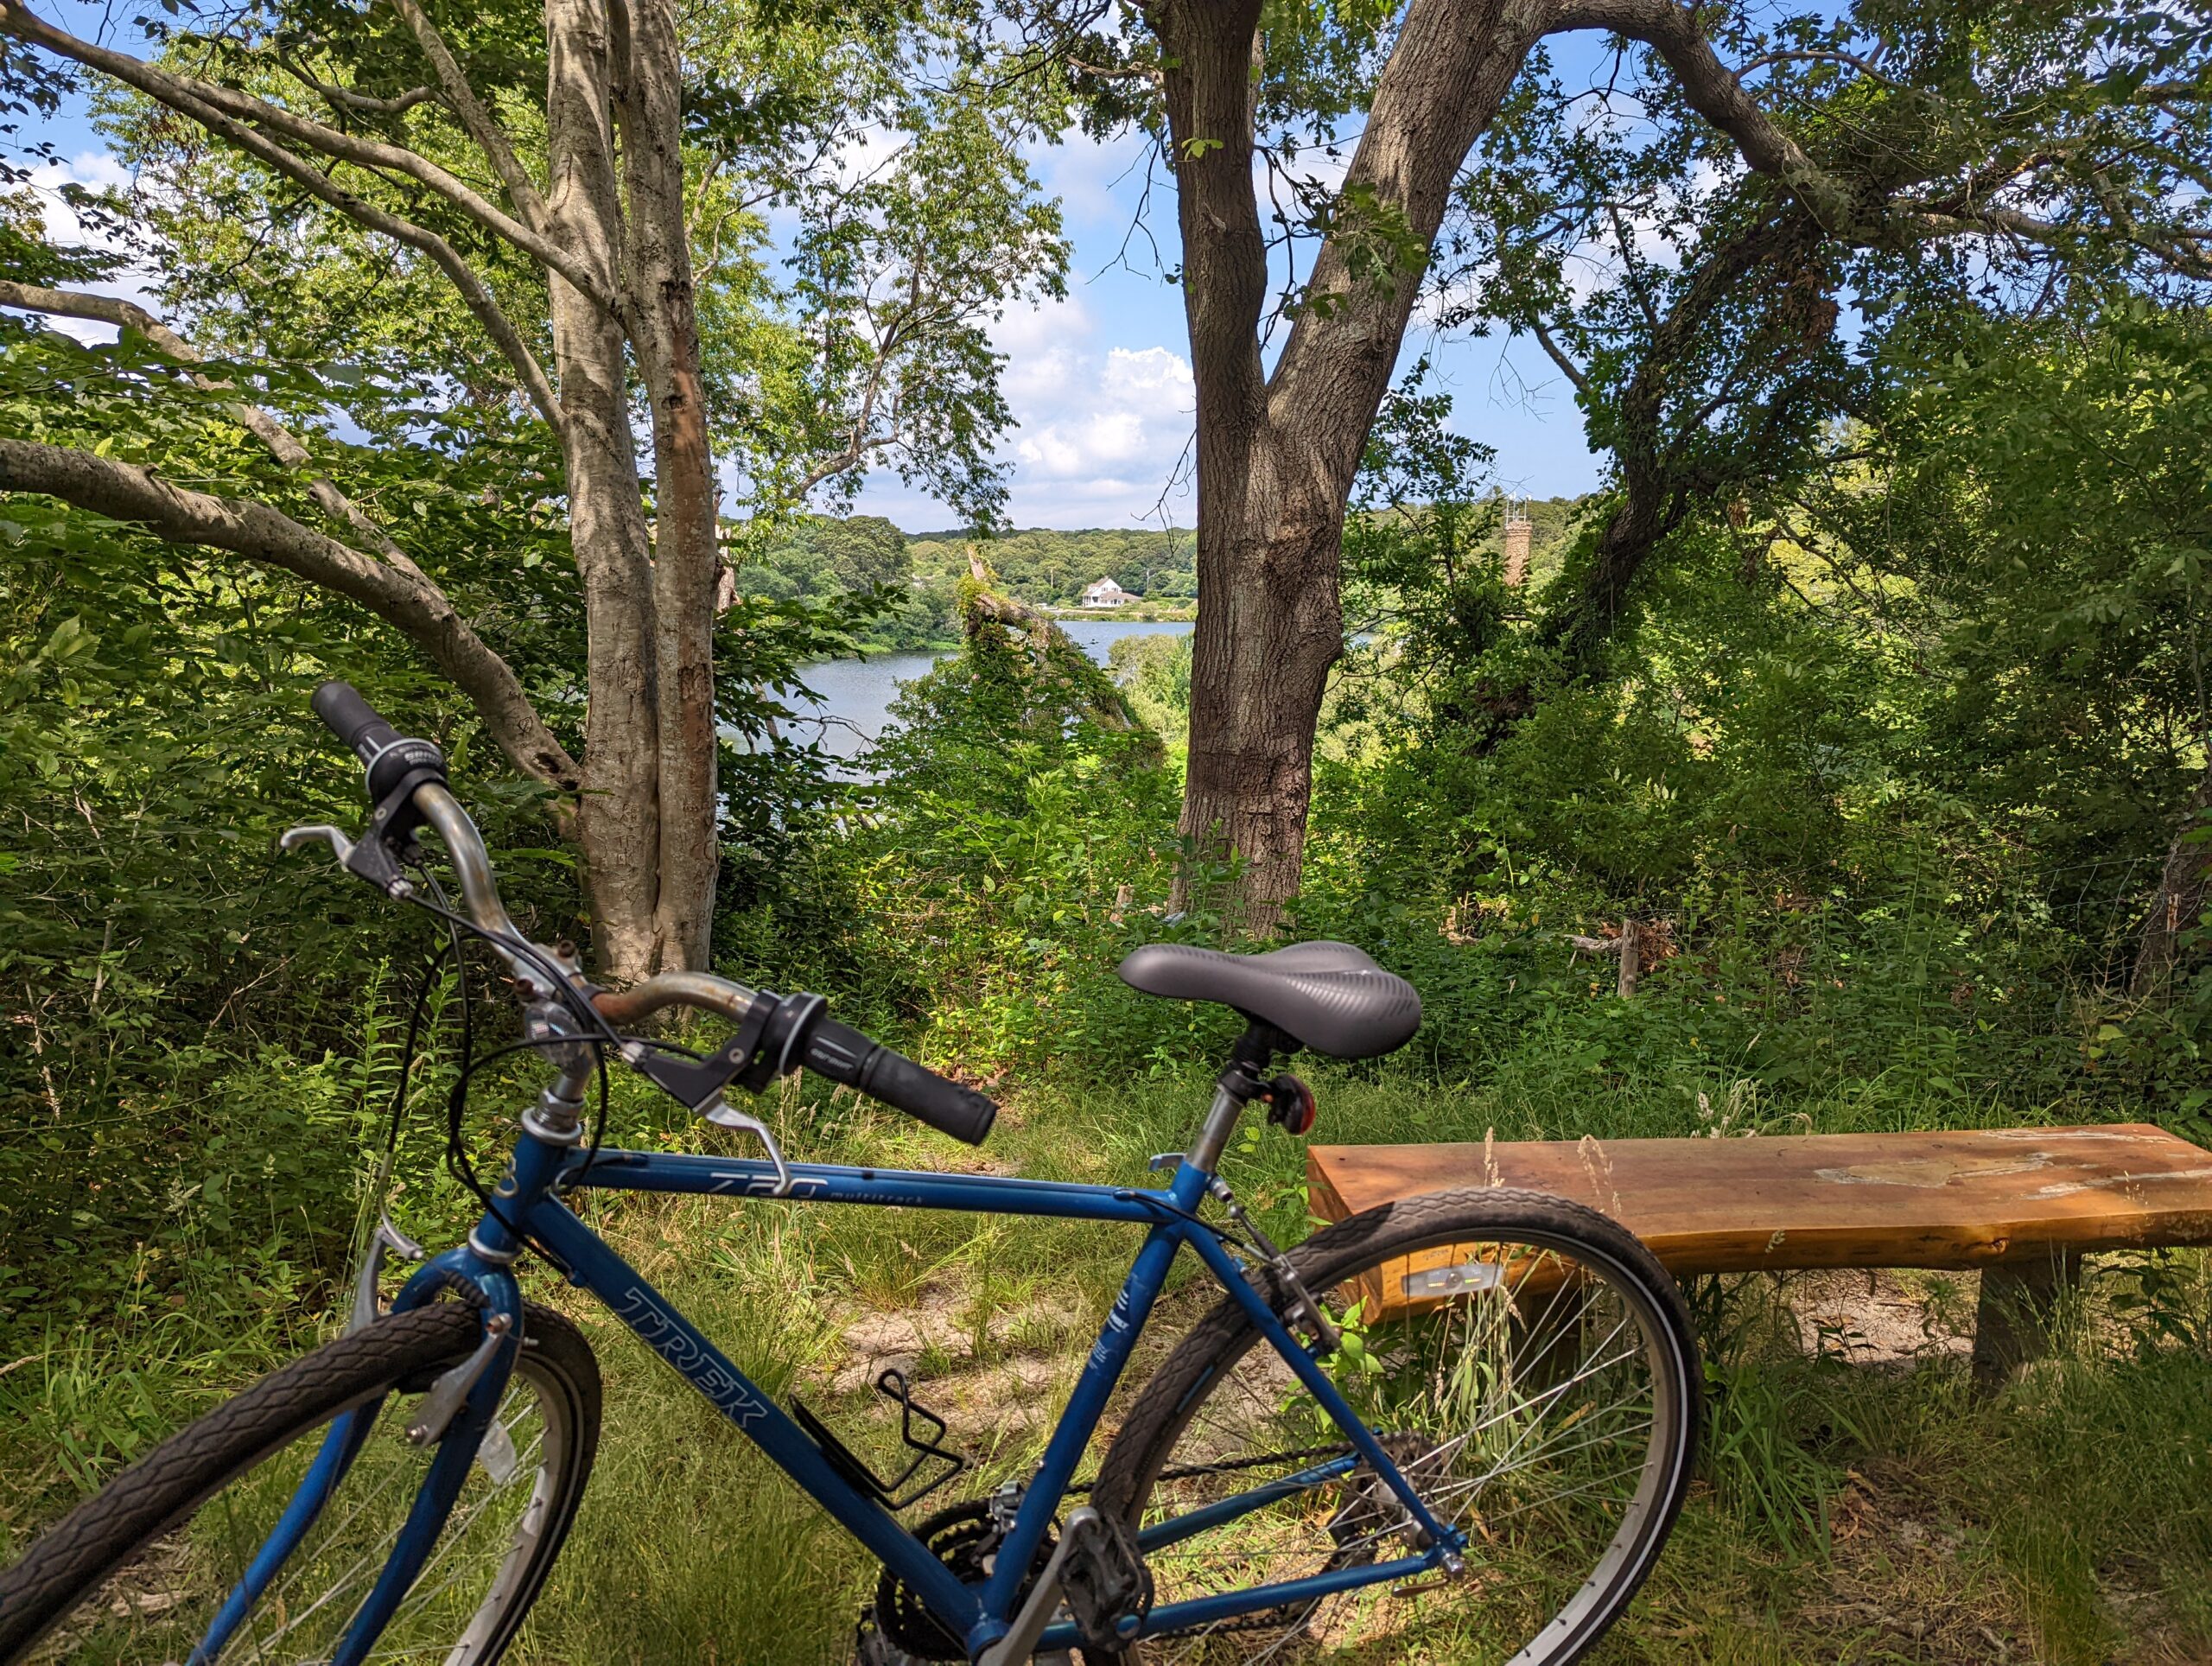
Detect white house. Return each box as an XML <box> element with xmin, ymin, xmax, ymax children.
<box><xmin>1082</xmin><ymin>577</ymin><xmax>1136</xmax><ymax>608</ymax></box>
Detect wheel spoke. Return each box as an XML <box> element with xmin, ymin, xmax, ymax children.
<box><xmin>1105</xmin><ymin>1211</ymin><xmax>1694</xmax><ymax>1663</ymax></box>
<box><xmin>6</xmin><ymin>1308</ymin><xmax>594</xmax><ymax>1666</ymax></box>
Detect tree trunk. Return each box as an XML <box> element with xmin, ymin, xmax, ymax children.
<box><xmin>1178</xmin><ymin>450</ymin><xmax>1346</xmax><ymax>931</ymax></box>
<box><xmin>1149</xmin><ymin>0</ymin><xmax>1544</xmax><ymax>929</ymax></box>
<box><xmin>544</xmin><ymin>0</ymin><xmax>666</xmax><ymax>981</ymax></box>
<box><xmin>1462</xmin><ymin>207</ymin><xmax>1826</xmax><ymax>744</ymax></box>
<box><xmin>2133</xmin><ymin>770</ymin><xmax>2212</xmax><ymax>995</ymax></box>
<box><xmin>1542</xmin><ymin>473</ymin><xmax>1681</xmax><ymax>677</ymax></box>
<box><xmin>620</xmin><ymin>0</ymin><xmax>721</xmax><ymax>974</ymax></box>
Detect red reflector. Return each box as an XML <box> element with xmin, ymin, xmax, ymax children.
<box><xmin>1268</xmin><ymin>1072</ymin><xmax>1317</xmax><ymax>1135</ymax></box>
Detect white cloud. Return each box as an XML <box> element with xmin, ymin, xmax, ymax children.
<box><xmin>852</xmin><ymin>289</ymin><xmax>1196</xmax><ymax>531</ymax></box>
<box><xmin>996</xmin><ymin>296</ymin><xmax>1193</xmax><ymax>525</ymax></box>
<box><xmin>15</xmin><ymin>151</ymin><xmax>156</xmax><ymax>344</ymax></box>
<box><xmin>29</xmin><ymin>148</ymin><xmax>130</xmax><ymax>207</ymax></box>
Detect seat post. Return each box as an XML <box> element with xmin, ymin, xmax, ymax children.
<box><xmin>1185</xmin><ymin>1021</ymin><xmax>1288</xmax><ymax>1173</ymax></box>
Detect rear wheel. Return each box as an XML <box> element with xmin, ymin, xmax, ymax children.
<box><xmin>1093</xmin><ymin>1188</ymin><xmax>1698</xmax><ymax>1663</ymax></box>
<box><xmin>0</xmin><ymin>1300</ymin><xmax>598</xmax><ymax>1665</ymax></box>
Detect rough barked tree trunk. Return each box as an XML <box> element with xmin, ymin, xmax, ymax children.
<box><xmin>618</xmin><ymin>0</ymin><xmax>721</xmax><ymax>974</ymax></box>
<box><xmin>2134</xmin><ymin>771</ymin><xmax>2212</xmax><ymax>995</ymax></box>
<box><xmin>543</xmin><ymin>0</ymin><xmax>671</xmax><ymax>980</ymax></box>
<box><xmin>1147</xmin><ymin>0</ymin><xmax>1548</xmax><ymax>931</ymax></box>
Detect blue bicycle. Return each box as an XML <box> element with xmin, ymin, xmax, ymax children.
<box><xmin>0</xmin><ymin>684</ymin><xmax>1699</xmax><ymax>1665</ymax></box>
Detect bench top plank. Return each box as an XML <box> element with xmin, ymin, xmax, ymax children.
<box><xmin>1308</xmin><ymin>1124</ymin><xmax>2212</xmax><ymax>1273</ymax></box>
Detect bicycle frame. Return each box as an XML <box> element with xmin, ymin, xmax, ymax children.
<box><xmin>320</xmin><ymin>1126</ymin><xmax>1465</xmax><ymax>1663</ymax></box>
<box><xmin>221</xmin><ymin>707</ymin><xmax>1458</xmax><ymax>1666</ymax></box>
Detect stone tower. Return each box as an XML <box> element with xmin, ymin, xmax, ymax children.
<box><xmin>1503</xmin><ymin>502</ymin><xmax>1534</xmax><ymax>587</ymax></box>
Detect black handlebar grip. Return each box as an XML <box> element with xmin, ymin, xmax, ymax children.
<box><xmin>801</xmin><ymin>1017</ymin><xmax>997</xmax><ymax>1146</ymax></box>
<box><xmin>312</xmin><ymin>680</ymin><xmax>402</xmax><ymax>764</ymax></box>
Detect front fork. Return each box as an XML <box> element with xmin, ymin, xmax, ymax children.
<box><xmin>193</xmin><ymin>1217</ymin><xmax>528</xmax><ymax>1664</ymax></box>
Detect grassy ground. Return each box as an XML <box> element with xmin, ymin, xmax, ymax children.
<box><xmin>9</xmin><ymin>1066</ymin><xmax>2212</xmax><ymax>1663</ymax></box>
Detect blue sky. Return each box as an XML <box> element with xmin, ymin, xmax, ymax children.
<box><xmin>860</xmin><ymin>124</ymin><xmax>1605</xmax><ymax>533</ymax></box>
<box><xmin>24</xmin><ymin>20</ymin><xmax>1608</xmax><ymax>534</ymax></box>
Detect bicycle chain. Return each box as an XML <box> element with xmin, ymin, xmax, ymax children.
<box><xmin>878</xmin><ymin>1439</ymin><xmax>1433</xmax><ymax>1653</ymax></box>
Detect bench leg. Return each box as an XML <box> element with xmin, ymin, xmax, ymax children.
<box><xmin>1971</xmin><ymin>1254</ymin><xmax>2083</xmax><ymax>1388</ymax></box>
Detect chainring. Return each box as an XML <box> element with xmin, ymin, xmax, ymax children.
<box><xmin>874</xmin><ymin>1498</ymin><xmax>1057</xmax><ymax>1661</ymax></box>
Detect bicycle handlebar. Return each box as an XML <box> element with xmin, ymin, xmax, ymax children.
<box><xmin>311</xmin><ymin>680</ymin><xmax>402</xmax><ymax>763</ymax></box>
<box><xmin>309</xmin><ymin>681</ymin><xmax>532</xmax><ymax>970</ymax></box>
<box><xmin>410</xmin><ymin>783</ymin><xmax>530</xmax><ymax>946</ymax></box>
<box><xmin>305</xmin><ymin>684</ymin><xmax>996</xmax><ymax>1145</ymax></box>
<box><xmin>594</xmin><ymin>976</ymin><xmax>997</xmax><ymax>1145</ymax></box>
<box><xmin>590</xmin><ymin>972</ymin><xmax>754</xmax><ymax>1027</ymax></box>
<box><xmin>801</xmin><ymin>1018</ymin><xmax>999</xmax><ymax>1146</ymax></box>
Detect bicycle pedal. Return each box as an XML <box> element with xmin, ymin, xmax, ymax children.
<box><xmin>1060</xmin><ymin>1509</ymin><xmax>1153</xmax><ymax>1653</ymax></box>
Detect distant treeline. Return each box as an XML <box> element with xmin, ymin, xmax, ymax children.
<box><xmin>912</xmin><ymin>527</ymin><xmax>1198</xmax><ymax>607</ymax></box>
<box><xmin>728</xmin><ymin>497</ymin><xmax>1590</xmax><ymax>649</ymax></box>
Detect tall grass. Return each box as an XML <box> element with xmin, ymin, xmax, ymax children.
<box><xmin>12</xmin><ymin>1064</ymin><xmax>2212</xmax><ymax>1662</ymax></box>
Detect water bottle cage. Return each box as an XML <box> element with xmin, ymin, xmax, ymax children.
<box><xmin>789</xmin><ymin>1368</ymin><xmax>966</xmax><ymax>1510</ymax></box>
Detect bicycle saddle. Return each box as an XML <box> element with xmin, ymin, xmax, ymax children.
<box><xmin>1116</xmin><ymin>939</ymin><xmax>1422</xmax><ymax>1059</ymax></box>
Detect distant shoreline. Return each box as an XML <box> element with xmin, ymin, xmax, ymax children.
<box><xmin>1048</xmin><ymin>605</ymin><xmax>1198</xmax><ymax>623</ymax></box>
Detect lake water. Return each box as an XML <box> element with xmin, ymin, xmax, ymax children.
<box><xmin>791</xmin><ymin>618</ymin><xmax>1193</xmax><ymax>760</ymax></box>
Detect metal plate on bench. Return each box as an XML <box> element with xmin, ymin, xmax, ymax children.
<box><xmin>1402</xmin><ymin>1259</ymin><xmax>1504</xmax><ymax>1300</ymax></box>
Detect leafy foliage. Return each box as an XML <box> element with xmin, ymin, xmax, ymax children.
<box><xmin>729</xmin><ymin>513</ymin><xmax>957</xmax><ymax>652</ymax></box>
<box><xmin>911</xmin><ymin>525</ymin><xmax>1201</xmax><ymax>609</ymax></box>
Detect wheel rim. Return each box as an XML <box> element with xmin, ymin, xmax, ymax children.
<box><xmin>26</xmin><ymin>1349</ymin><xmax>576</xmax><ymax>1666</ymax></box>
<box><xmin>1127</xmin><ymin>1227</ymin><xmax>1692</xmax><ymax>1664</ymax></box>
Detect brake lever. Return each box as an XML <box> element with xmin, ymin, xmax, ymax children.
<box><xmin>280</xmin><ymin>823</ymin><xmax>353</xmax><ymax>861</ymax></box>
<box><xmin>697</xmin><ymin>1097</ymin><xmax>797</xmax><ymax>1197</ymax></box>
<box><xmin>624</xmin><ymin>991</ymin><xmax>810</xmax><ymax>1197</ymax></box>
<box><xmin>281</xmin><ymin>821</ymin><xmax>413</xmax><ymax>898</ymax></box>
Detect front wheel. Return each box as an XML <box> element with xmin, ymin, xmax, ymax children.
<box><xmin>0</xmin><ymin>1300</ymin><xmax>599</xmax><ymax>1665</ymax></box>
<box><xmin>1093</xmin><ymin>1187</ymin><xmax>1699</xmax><ymax>1664</ymax></box>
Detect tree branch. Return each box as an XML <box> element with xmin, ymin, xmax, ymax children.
<box><xmin>1732</xmin><ymin>47</ymin><xmax>1905</xmax><ymax>92</ymax></box>
<box><xmin>0</xmin><ymin>278</ymin><xmax>432</xmax><ymax>581</ymax></box>
<box><xmin>1546</xmin><ymin>0</ymin><xmax>1867</xmax><ymax>236</ymax></box>
<box><xmin>0</xmin><ymin>435</ymin><xmax>582</xmax><ymax>796</ymax></box>
<box><xmin>277</xmin><ymin>61</ymin><xmax>440</xmax><ymax>118</ymax></box>
<box><xmin>1067</xmin><ymin>54</ymin><xmax>1165</xmax><ymax>90</ymax></box>
<box><xmin>1529</xmin><ymin>316</ymin><xmax>1590</xmax><ymax>392</ymax></box>
<box><xmin>1605</xmin><ymin>200</ymin><xmax>1662</xmax><ymax>332</ymax></box>
<box><xmin>385</xmin><ymin>0</ymin><xmax>548</xmax><ymax>231</ymax></box>
<box><xmin>1144</xmin><ymin>0</ymin><xmax>1270</xmax><ymax>486</ymax></box>
<box><xmin>0</xmin><ymin>0</ymin><xmax>613</xmax><ymax>315</ymax></box>
<box><xmin>0</xmin><ymin>41</ymin><xmax>567</xmax><ymax>429</ymax></box>
<box><xmin>794</xmin><ymin>430</ymin><xmax>899</xmax><ymax>494</ymax></box>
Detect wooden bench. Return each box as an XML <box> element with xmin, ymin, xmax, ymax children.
<box><xmin>1307</xmin><ymin>1124</ymin><xmax>2212</xmax><ymax>1383</ymax></box>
